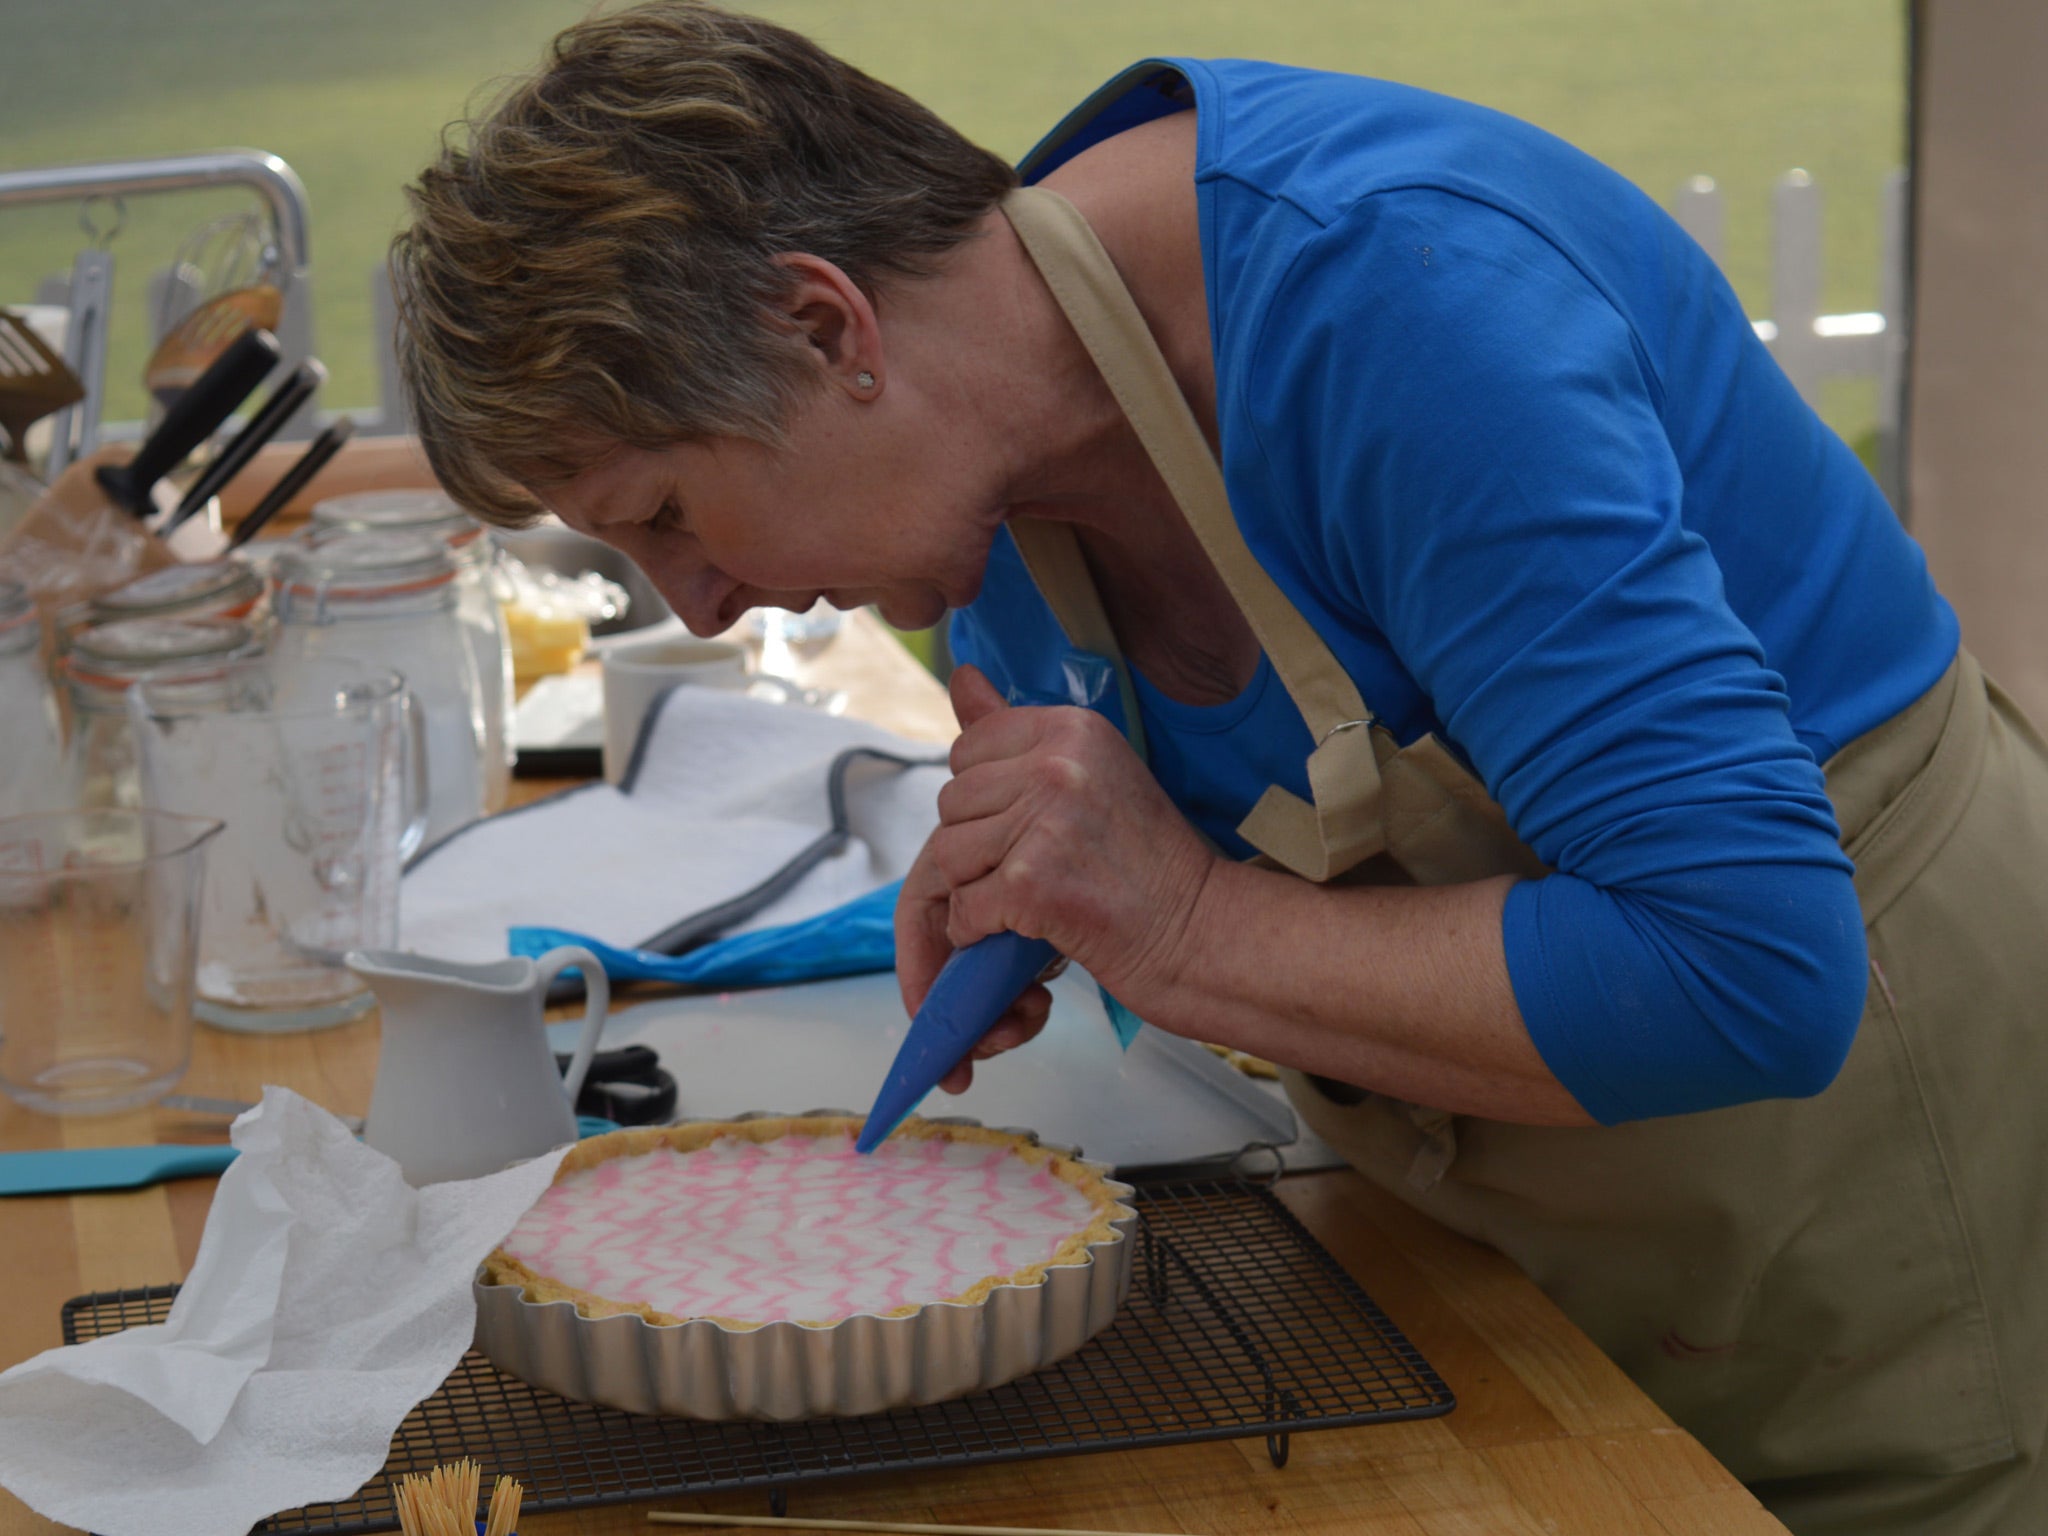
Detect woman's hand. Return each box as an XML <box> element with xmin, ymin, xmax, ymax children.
<box><xmin>895</xmin><ymin>665</ymin><xmax>1219</xmax><ymax>1091</ymax></box>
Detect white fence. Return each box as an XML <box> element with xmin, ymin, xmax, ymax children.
<box><xmin>349</xmin><ymin>168</ymin><xmax>1912</xmax><ymax>498</ymax></box>
<box><xmin>1671</xmin><ymin>168</ymin><xmax>1909</xmax><ymax>501</ymax></box>
<box><xmin>42</xmin><ymin>166</ymin><xmax>1909</xmax><ymax>502</ymax></box>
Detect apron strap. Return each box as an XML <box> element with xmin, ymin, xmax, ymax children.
<box><xmin>1001</xmin><ymin>184</ymin><xmax>1387</xmax><ymax>881</ymax></box>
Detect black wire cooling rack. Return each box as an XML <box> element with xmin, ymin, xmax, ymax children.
<box><xmin>62</xmin><ymin>1176</ymin><xmax>1451</xmax><ymax>1532</ymax></box>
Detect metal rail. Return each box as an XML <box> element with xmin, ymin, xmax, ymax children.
<box><xmin>0</xmin><ymin>150</ymin><xmax>320</xmax><ymax>437</ymax></box>
<box><xmin>0</xmin><ymin>149</ymin><xmax>309</xmax><ymax>283</ymax></box>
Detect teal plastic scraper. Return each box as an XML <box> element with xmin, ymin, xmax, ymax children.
<box><xmin>856</xmin><ymin>931</ymin><xmax>1058</xmax><ymax>1153</ymax></box>
<box><xmin>0</xmin><ymin>1116</ymin><xmax>624</xmax><ymax>1197</ymax></box>
<box><xmin>0</xmin><ymin>1144</ymin><xmax>238</xmax><ymax>1197</ymax></box>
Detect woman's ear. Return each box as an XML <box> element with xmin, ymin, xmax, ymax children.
<box><xmin>773</xmin><ymin>253</ymin><xmax>883</xmax><ymax>397</ymax></box>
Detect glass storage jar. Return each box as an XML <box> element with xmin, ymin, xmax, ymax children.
<box><xmin>311</xmin><ymin>489</ymin><xmax>513</xmax><ymax>812</ymax></box>
<box><xmin>0</xmin><ymin>579</ymin><xmax>65</xmax><ymax>818</ymax></box>
<box><xmin>61</xmin><ymin>616</ymin><xmax>258</xmax><ymax>812</ymax></box>
<box><xmin>89</xmin><ymin>558</ymin><xmax>266</xmax><ymax>633</ymax></box>
<box><xmin>272</xmin><ymin>531</ymin><xmax>486</xmax><ymax>849</ymax></box>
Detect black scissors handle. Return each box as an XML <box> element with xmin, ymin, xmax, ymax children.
<box><xmin>556</xmin><ymin>1043</ymin><xmax>677</xmax><ymax>1125</ymax></box>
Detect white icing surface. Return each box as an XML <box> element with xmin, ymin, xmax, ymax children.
<box><xmin>503</xmin><ymin>1130</ymin><xmax>1102</xmax><ymax>1324</ymax></box>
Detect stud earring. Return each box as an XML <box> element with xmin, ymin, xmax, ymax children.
<box><xmin>855</xmin><ymin>370</ymin><xmax>876</xmax><ymax>390</ymax></box>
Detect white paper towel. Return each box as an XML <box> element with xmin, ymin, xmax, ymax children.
<box><xmin>401</xmin><ymin>685</ymin><xmax>948</xmax><ymax>961</ymax></box>
<box><xmin>0</xmin><ymin>1088</ymin><xmax>569</xmax><ymax>1536</ymax></box>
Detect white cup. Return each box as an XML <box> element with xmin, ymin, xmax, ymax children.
<box><xmin>601</xmin><ymin>636</ymin><xmax>751</xmax><ymax>783</ymax></box>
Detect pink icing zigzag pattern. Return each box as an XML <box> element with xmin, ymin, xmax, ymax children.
<box><xmin>504</xmin><ymin>1129</ymin><xmax>1101</xmax><ymax>1325</ymax></box>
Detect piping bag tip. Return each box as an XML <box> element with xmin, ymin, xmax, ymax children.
<box><xmin>856</xmin><ymin>930</ymin><xmax>1059</xmax><ymax>1154</ymax></box>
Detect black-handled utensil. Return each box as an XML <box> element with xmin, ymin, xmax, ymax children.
<box><xmin>557</xmin><ymin>1043</ymin><xmax>664</xmax><ymax>1083</ymax></box>
<box><xmin>224</xmin><ymin>414</ymin><xmax>354</xmax><ymax>550</ymax></box>
<box><xmin>554</xmin><ymin>1043</ymin><xmax>678</xmax><ymax>1125</ymax></box>
<box><xmin>159</xmin><ymin>358</ymin><xmax>326</xmax><ymax>537</ymax></box>
<box><xmin>95</xmin><ymin>327</ymin><xmax>280</xmax><ymax>518</ymax></box>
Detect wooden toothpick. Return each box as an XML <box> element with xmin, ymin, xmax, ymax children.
<box><xmin>649</xmin><ymin>1509</ymin><xmax>1200</xmax><ymax>1536</ymax></box>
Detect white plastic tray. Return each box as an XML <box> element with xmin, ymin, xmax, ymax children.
<box><xmin>550</xmin><ymin>968</ymin><xmax>1298</xmax><ymax>1172</ymax></box>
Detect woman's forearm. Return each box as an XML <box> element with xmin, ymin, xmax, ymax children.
<box><xmin>902</xmin><ymin>671</ymin><xmax>1600</xmax><ymax>1122</ymax></box>
<box><xmin>1131</xmin><ymin>862</ymin><xmax>1597</xmax><ymax>1126</ymax></box>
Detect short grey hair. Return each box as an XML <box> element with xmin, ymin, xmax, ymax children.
<box><xmin>391</xmin><ymin>0</ymin><xmax>1018</xmax><ymax>525</ymax></box>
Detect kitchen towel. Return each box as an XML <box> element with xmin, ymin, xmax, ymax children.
<box><xmin>402</xmin><ymin>685</ymin><xmax>947</xmax><ymax>962</ymax></box>
<box><xmin>0</xmin><ymin>1088</ymin><xmax>568</xmax><ymax>1536</ymax></box>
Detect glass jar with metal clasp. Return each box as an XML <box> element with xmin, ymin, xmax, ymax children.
<box><xmin>311</xmin><ymin>489</ymin><xmax>514</xmax><ymax>812</ymax></box>
<box><xmin>0</xmin><ymin>579</ymin><xmax>65</xmax><ymax>818</ymax></box>
<box><xmin>271</xmin><ymin>531</ymin><xmax>487</xmax><ymax>849</ymax></box>
<box><xmin>88</xmin><ymin>558</ymin><xmax>268</xmax><ymax>636</ymax></box>
<box><xmin>61</xmin><ymin>617</ymin><xmax>260</xmax><ymax>812</ymax></box>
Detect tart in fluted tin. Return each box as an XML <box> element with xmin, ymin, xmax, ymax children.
<box><xmin>474</xmin><ymin>1113</ymin><xmax>1136</xmax><ymax>1420</ymax></box>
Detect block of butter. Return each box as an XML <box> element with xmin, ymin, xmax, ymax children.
<box><xmin>503</xmin><ymin>601</ymin><xmax>589</xmax><ymax>682</ymax></box>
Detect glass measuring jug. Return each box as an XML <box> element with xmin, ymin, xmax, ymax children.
<box><xmin>0</xmin><ymin>808</ymin><xmax>222</xmax><ymax>1115</ymax></box>
<box><xmin>0</xmin><ymin>579</ymin><xmax>64</xmax><ymax>819</ymax></box>
<box><xmin>271</xmin><ymin>532</ymin><xmax>486</xmax><ymax>850</ymax></box>
<box><xmin>131</xmin><ymin>657</ymin><xmax>429</xmax><ymax>1034</ymax></box>
<box><xmin>312</xmin><ymin>490</ymin><xmax>514</xmax><ymax>812</ymax></box>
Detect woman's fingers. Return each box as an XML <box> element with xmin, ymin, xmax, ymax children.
<box><xmin>894</xmin><ymin>842</ymin><xmax>957</xmax><ymax>1017</ymax></box>
<box><xmin>948</xmin><ymin>705</ymin><xmax>1049</xmax><ymax>775</ymax></box>
<box><xmin>941</xmin><ymin>830</ymin><xmax>1067</xmax><ymax>950</ymax></box>
<box><xmin>948</xmin><ymin>679</ymin><xmax>1116</xmax><ymax>780</ymax></box>
<box><xmin>947</xmin><ymin>664</ymin><xmax>1009</xmax><ymax>730</ymax></box>
<box><xmin>903</xmin><ymin>836</ymin><xmax>1056</xmax><ymax>1093</ymax></box>
<box><xmin>974</xmin><ymin>990</ymin><xmax>1052</xmax><ymax>1054</ymax></box>
<box><xmin>935</xmin><ymin>759</ymin><xmax>1030</xmax><ymax>825</ymax></box>
<box><xmin>937</xmin><ymin>987</ymin><xmax>1052</xmax><ymax>1095</ymax></box>
<box><xmin>928</xmin><ymin>807</ymin><xmax>1022</xmax><ymax>890</ymax></box>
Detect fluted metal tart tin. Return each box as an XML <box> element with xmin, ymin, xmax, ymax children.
<box><xmin>473</xmin><ymin>1111</ymin><xmax>1137</xmax><ymax>1421</ymax></box>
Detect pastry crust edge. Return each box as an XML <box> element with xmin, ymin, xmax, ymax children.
<box><xmin>479</xmin><ymin>1114</ymin><xmax>1130</xmax><ymax>1332</ymax></box>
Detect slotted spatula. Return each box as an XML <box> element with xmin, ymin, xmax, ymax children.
<box><xmin>0</xmin><ymin>310</ymin><xmax>84</xmax><ymax>465</ymax></box>
<box><xmin>142</xmin><ymin>283</ymin><xmax>284</xmax><ymax>405</ymax></box>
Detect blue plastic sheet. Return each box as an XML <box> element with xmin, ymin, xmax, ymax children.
<box><xmin>509</xmin><ymin>880</ymin><xmax>900</xmax><ymax>989</ymax></box>
<box><xmin>1098</xmin><ymin>987</ymin><xmax>1146</xmax><ymax>1051</ymax></box>
<box><xmin>509</xmin><ymin>877</ymin><xmax>1142</xmax><ymax>1052</ymax></box>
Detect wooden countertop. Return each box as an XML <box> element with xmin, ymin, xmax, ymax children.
<box><xmin>0</xmin><ymin>608</ymin><xmax>1787</xmax><ymax>1536</ymax></box>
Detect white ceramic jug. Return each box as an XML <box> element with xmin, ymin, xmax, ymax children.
<box><xmin>349</xmin><ymin>946</ymin><xmax>608</xmax><ymax>1185</ymax></box>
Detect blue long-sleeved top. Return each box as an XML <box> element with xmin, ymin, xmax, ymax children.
<box><xmin>949</xmin><ymin>60</ymin><xmax>1958</xmax><ymax>1125</ymax></box>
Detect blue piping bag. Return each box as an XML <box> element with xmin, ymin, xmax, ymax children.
<box><xmin>855</xmin><ymin>931</ymin><xmax>1057</xmax><ymax>1153</ymax></box>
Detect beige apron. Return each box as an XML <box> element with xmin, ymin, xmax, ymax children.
<box><xmin>1001</xmin><ymin>183</ymin><xmax>2048</xmax><ymax>1535</ymax></box>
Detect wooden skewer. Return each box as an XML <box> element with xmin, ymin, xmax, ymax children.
<box><xmin>649</xmin><ymin>1509</ymin><xmax>1202</xmax><ymax>1536</ymax></box>
<box><xmin>392</xmin><ymin>1459</ymin><xmax>523</xmax><ymax>1536</ymax></box>
<box><xmin>484</xmin><ymin>1473</ymin><xmax>525</xmax><ymax>1536</ymax></box>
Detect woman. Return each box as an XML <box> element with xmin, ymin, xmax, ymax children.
<box><xmin>392</xmin><ymin>6</ymin><xmax>2048</xmax><ymax>1531</ymax></box>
